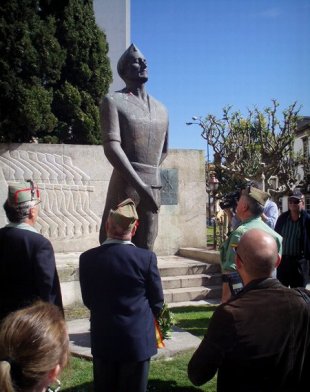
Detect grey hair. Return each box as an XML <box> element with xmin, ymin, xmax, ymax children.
<box><xmin>3</xmin><ymin>200</ymin><xmax>37</xmax><ymax>223</ymax></box>
<box><xmin>244</xmin><ymin>195</ymin><xmax>264</xmax><ymax>217</ymax></box>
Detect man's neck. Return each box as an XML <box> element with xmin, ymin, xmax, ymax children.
<box><xmin>107</xmin><ymin>233</ymin><xmax>132</xmax><ymax>241</ymax></box>
<box><xmin>24</xmin><ymin>217</ymin><xmax>35</xmax><ymax>227</ymax></box>
<box><xmin>240</xmin><ymin>213</ymin><xmax>256</xmax><ymax>223</ymax></box>
<box><xmin>290</xmin><ymin>210</ymin><xmax>300</xmax><ymax>221</ymax></box>
<box><xmin>124</xmin><ymin>84</ymin><xmax>147</xmax><ymax>100</ymax></box>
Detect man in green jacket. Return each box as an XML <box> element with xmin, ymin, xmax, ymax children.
<box><xmin>220</xmin><ymin>186</ymin><xmax>282</xmax><ymax>302</ymax></box>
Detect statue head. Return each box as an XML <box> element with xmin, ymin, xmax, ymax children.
<box><xmin>117</xmin><ymin>44</ymin><xmax>148</xmax><ymax>84</ymax></box>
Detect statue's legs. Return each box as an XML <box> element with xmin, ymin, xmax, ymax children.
<box><xmin>132</xmin><ymin>205</ymin><xmax>158</xmax><ymax>250</ymax></box>
<box><xmin>99</xmin><ymin>171</ymin><xmax>160</xmax><ymax>250</ymax></box>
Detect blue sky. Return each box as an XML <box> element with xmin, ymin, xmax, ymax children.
<box><xmin>131</xmin><ymin>0</ymin><xmax>310</xmax><ymax>157</ymax></box>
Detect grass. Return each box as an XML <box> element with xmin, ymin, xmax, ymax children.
<box><xmin>172</xmin><ymin>306</ymin><xmax>215</xmax><ymax>338</ymax></box>
<box><xmin>61</xmin><ymin>305</ymin><xmax>217</xmax><ymax>391</ymax></box>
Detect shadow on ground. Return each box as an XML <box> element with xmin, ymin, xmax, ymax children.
<box><xmin>63</xmin><ymin>380</ymin><xmax>206</xmax><ymax>391</ymax></box>
<box><xmin>69</xmin><ymin>332</ymin><xmax>90</xmax><ymax>348</ymax></box>
<box><xmin>147</xmin><ymin>379</ymin><xmax>206</xmax><ymax>391</ymax></box>
<box><xmin>63</xmin><ymin>382</ymin><xmax>93</xmax><ymax>391</ymax></box>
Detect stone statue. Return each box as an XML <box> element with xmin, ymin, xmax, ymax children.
<box><xmin>99</xmin><ymin>44</ymin><xmax>169</xmax><ymax>250</ymax></box>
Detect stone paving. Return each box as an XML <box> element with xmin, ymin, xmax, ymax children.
<box><xmin>67</xmin><ymin>318</ymin><xmax>202</xmax><ymax>361</ymax></box>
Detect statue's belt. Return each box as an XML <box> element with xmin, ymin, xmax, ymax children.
<box><xmin>131</xmin><ymin>162</ymin><xmax>162</xmax><ymax>188</ymax></box>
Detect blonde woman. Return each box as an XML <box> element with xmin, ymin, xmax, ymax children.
<box><xmin>0</xmin><ymin>301</ymin><xmax>69</xmax><ymax>392</ymax></box>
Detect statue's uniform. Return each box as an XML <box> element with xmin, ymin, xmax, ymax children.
<box><xmin>99</xmin><ymin>91</ymin><xmax>169</xmax><ymax>249</ymax></box>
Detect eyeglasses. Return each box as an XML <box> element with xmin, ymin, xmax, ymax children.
<box><xmin>232</xmin><ymin>246</ymin><xmax>244</xmax><ymax>263</ymax></box>
<box><xmin>288</xmin><ymin>199</ymin><xmax>301</xmax><ymax>205</ymax></box>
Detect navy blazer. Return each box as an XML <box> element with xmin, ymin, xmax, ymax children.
<box><xmin>79</xmin><ymin>243</ymin><xmax>164</xmax><ymax>361</ymax></box>
<box><xmin>0</xmin><ymin>227</ymin><xmax>63</xmax><ymax>320</ymax></box>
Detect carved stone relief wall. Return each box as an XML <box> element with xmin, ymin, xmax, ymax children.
<box><xmin>1</xmin><ymin>149</ymin><xmax>100</xmax><ymax>240</ymax></box>
<box><xmin>0</xmin><ymin>144</ymin><xmax>206</xmax><ymax>255</ymax></box>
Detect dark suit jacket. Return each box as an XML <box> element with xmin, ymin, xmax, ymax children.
<box><xmin>0</xmin><ymin>227</ymin><xmax>63</xmax><ymax>320</ymax></box>
<box><xmin>275</xmin><ymin>209</ymin><xmax>310</xmax><ymax>258</ymax></box>
<box><xmin>188</xmin><ymin>279</ymin><xmax>310</xmax><ymax>391</ymax></box>
<box><xmin>79</xmin><ymin>242</ymin><xmax>164</xmax><ymax>361</ymax></box>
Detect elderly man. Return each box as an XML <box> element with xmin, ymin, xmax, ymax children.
<box><xmin>275</xmin><ymin>189</ymin><xmax>310</xmax><ymax>287</ymax></box>
<box><xmin>99</xmin><ymin>44</ymin><xmax>169</xmax><ymax>250</ymax></box>
<box><xmin>221</xmin><ymin>186</ymin><xmax>282</xmax><ymax>302</ymax></box>
<box><xmin>188</xmin><ymin>229</ymin><xmax>310</xmax><ymax>391</ymax></box>
<box><xmin>80</xmin><ymin>198</ymin><xmax>164</xmax><ymax>392</ymax></box>
<box><xmin>0</xmin><ymin>180</ymin><xmax>63</xmax><ymax>321</ymax></box>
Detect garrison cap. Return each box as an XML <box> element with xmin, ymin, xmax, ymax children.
<box><xmin>243</xmin><ymin>186</ymin><xmax>269</xmax><ymax>206</ymax></box>
<box><xmin>109</xmin><ymin>198</ymin><xmax>139</xmax><ymax>230</ymax></box>
<box><xmin>7</xmin><ymin>180</ymin><xmax>40</xmax><ymax>206</ymax></box>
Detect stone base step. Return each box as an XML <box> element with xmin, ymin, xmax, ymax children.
<box><xmin>56</xmin><ymin>251</ymin><xmax>222</xmax><ymax>309</ymax></box>
<box><xmin>168</xmin><ymin>299</ymin><xmax>220</xmax><ymax>308</ymax></box>
<box><xmin>164</xmin><ymin>285</ymin><xmax>222</xmax><ymax>303</ymax></box>
<box><xmin>161</xmin><ymin>273</ymin><xmax>222</xmax><ymax>290</ymax></box>
<box><xmin>178</xmin><ymin>247</ymin><xmax>220</xmax><ymax>264</ymax></box>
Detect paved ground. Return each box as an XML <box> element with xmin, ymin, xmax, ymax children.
<box><xmin>67</xmin><ymin>318</ymin><xmax>202</xmax><ymax>360</ymax></box>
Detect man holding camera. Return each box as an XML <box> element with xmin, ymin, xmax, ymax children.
<box><xmin>223</xmin><ymin>185</ymin><xmax>279</xmax><ymax>231</ymax></box>
<box><xmin>220</xmin><ymin>186</ymin><xmax>282</xmax><ymax>302</ymax></box>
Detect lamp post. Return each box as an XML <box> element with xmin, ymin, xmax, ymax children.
<box><xmin>186</xmin><ymin>117</ymin><xmax>212</xmax><ymax>226</ymax></box>
<box><xmin>209</xmin><ymin>174</ymin><xmax>219</xmax><ymax>249</ymax></box>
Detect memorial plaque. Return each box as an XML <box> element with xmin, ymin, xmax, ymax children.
<box><xmin>160</xmin><ymin>169</ymin><xmax>178</xmax><ymax>205</ymax></box>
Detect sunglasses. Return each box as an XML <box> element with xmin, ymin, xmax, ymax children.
<box><xmin>288</xmin><ymin>199</ymin><xmax>301</xmax><ymax>205</ymax></box>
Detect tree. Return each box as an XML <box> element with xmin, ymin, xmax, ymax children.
<box><xmin>0</xmin><ymin>0</ymin><xmax>112</xmax><ymax>144</ymax></box>
<box><xmin>0</xmin><ymin>0</ymin><xmax>64</xmax><ymax>142</ymax></box>
<box><xmin>47</xmin><ymin>0</ymin><xmax>112</xmax><ymax>144</ymax></box>
<box><xmin>198</xmin><ymin>100</ymin><xmax>302</xmax><ymax>199</ymax></box>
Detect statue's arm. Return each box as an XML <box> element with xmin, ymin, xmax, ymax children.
<box><xmin>160</xmin><ymin>120</ymin><xmax>169</xmax><ymax>165</ymax></box>
<box><xmin>101</xmin><ymin>96</ymin><xmax>159</xmax><ymax>212</ymax></box>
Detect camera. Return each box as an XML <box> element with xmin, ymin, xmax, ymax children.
<box><xmin>219</xmin><ymin>190</ymin><xmax>241</xmax><ymax>211</ymax></box>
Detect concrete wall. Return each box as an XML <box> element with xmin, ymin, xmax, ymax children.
<box><xmin>0</xmin><ymin>144</ymin><xmax>206</xmax><ymax>255</ymax></box>
<box><xmin>94</xmin><ymin>0</ymin><xmax>130</xmax><ymax>92</ymax></box>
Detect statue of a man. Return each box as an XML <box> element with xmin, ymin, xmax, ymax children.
<box><xmin>99</xmin><ymin>44</ymin><xmax>169</xmax><ymax>250</ymax></box>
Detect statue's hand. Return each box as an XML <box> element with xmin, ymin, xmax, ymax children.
<box><xmin>141</xmin><ymin>185</ymin><xmax>159</xmax><ymax>213</ymax></box>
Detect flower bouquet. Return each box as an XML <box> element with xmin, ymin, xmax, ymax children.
<box><xmin>155</xmin><ymin>303</ymin><xmax>175</xmax><ymax>348</ymax></box>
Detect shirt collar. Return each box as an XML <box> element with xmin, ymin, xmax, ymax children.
<box><xmin>101</xmin><ymin>238</ymin><xmax>136</xmax><ymax>246</ymax></box>
<box><xmin>6</xmin><ymin>222</ymin><xmax>38</xmax><ymax>233</ymax></box>
<box><xmin>241</xmin><ymin>216</ymin><xmax>262</xmax><ymax>225</ymax></box>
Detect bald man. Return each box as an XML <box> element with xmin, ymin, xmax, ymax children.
<box><xmin>188</xmin><ymin>229</ymin><xmax>310</xmax><ymax>392</ymax></box>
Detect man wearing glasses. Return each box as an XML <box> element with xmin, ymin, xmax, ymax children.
<box><xmin>275</xmin><ymin>189</ymin><xmax>310</xmax><ymax>287</ymax></box>
<box><xmin>220</xmin><ymin>186</ymin><xmax>282</xmax><ymax>303</ymax></box>
<box><xmin>0</xmin><ymin>180</ymin><xmax>63</xmax><ymax>321</ymax></box>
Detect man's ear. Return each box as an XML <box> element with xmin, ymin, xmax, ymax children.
<box><xmin>28</xmin><ymin>206</ymin><xmax>36</xmax><ymax>219</ymax></box>
<box><xmin>131</xmin><ymin>220</ymin><xmax>139</xmax><ymax>237</ymax></box>
<box><xmin>275</xmin><ymin>254</ymin><xmax>281</xmax><ymax>269</ymax></box>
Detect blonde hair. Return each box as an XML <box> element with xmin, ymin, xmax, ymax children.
<box><xmin>0</xmin><ymin>301</ymin><xmax>69</xmax><ymax>392</ymax></box>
